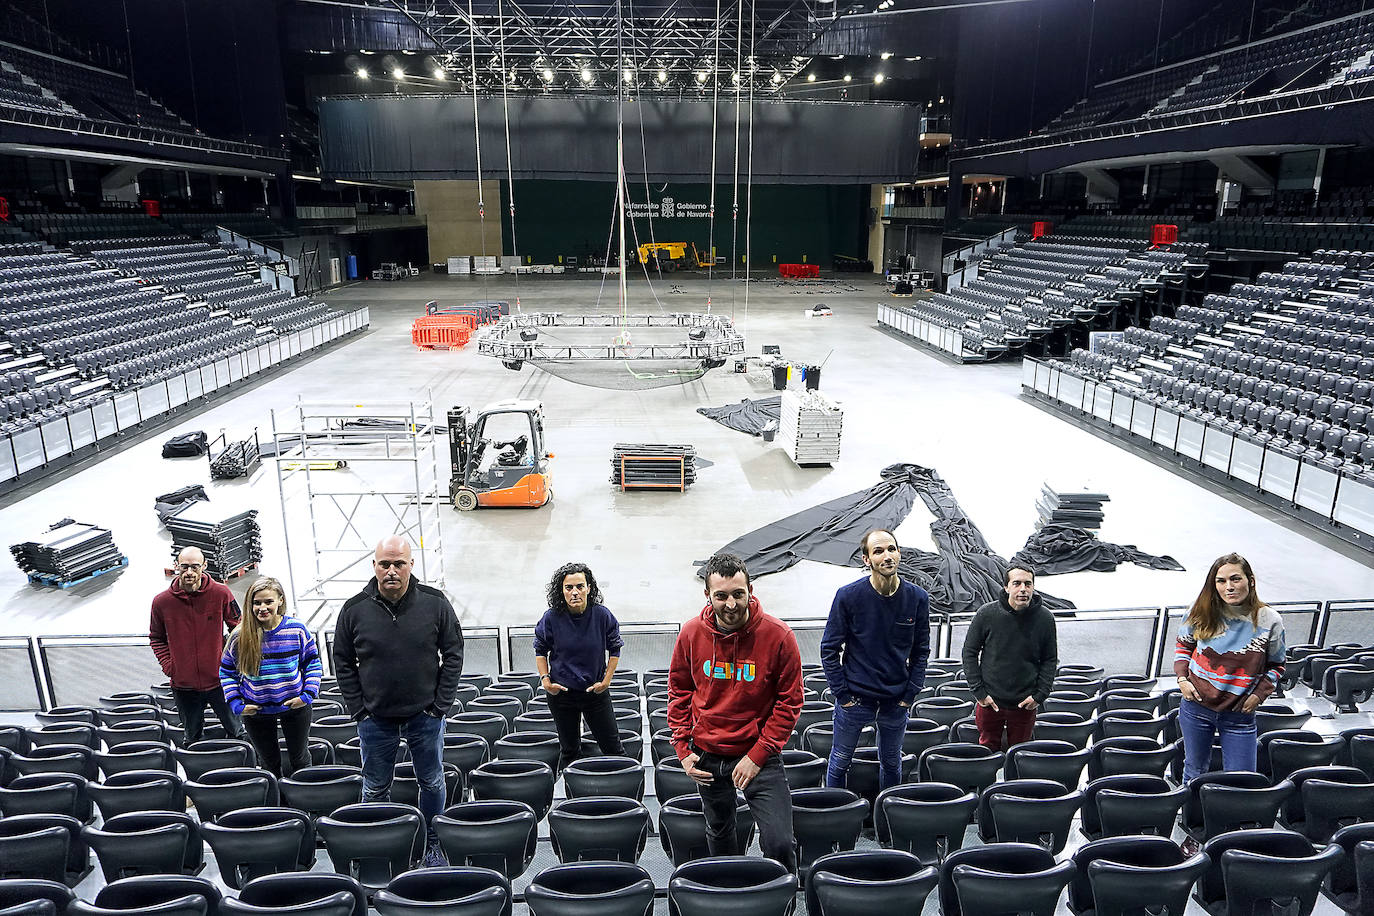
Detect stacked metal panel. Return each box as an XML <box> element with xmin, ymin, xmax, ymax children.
<box><xmin>778</xmin><ymin>389</ymin><xmax>843</xmax><ymax>466</ymax></box>
<box><xmin>11</xmin><ymin>520</ymin><xmax>127</xmax><ymax>584</ymax></box>
<box><xmin>165</xmin><ymin>502</ymin><xmax>263</xmax><ymax>580</ymax></box>
<box><xmin>210</xmin><ymin>436</ymin><xmax>261</xmax><ymax>480</ymax></box>
<box><xmin>1037</xmin><ymin>485</ymin><xmax>1109</xmax><ymax>530</ymax></box>
<box><xmin>610</xmin><ymin>443</ymin><xmax>698</xmax><ymax>490</ymax></box>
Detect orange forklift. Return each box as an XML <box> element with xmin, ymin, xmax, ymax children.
<box><xmin>447</xmin><ymin>400</ymin><xmax>553</xmax><ymax>510</ymax></box>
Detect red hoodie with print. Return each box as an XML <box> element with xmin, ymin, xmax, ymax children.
<box><xmin>667</xmin><ymin>596</ymin><xmax>804</xmax><ymax>766</ymax></box>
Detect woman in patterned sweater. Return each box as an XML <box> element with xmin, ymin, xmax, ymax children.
<box><xmin>1174</xmin><ymin>552</ymin><xmax>1286</xmax><ymax>787</ymax></box>
<box><xmin>220</xmin><ymin>577</ymin><xmax>322</xmax><ymax>777</ymax></box>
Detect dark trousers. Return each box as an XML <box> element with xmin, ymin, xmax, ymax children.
<box><xmin>695</xmin><ymin>750</ymin><xmax>796</xmax><ymax>873</ymax></box>
<box><xmin>359</xmin><ymin>711</ymin><xmax>446</xmax><ymax>844</ymax></box>
<box><xmin>974</xmin><ymin>702</ymin><xmax>1036</xmax><ymax>751</ymax></box>
<box><xmin>547</xmin><ymin>689</ymin><xmax>623</xmax><ymax>770</ymax></box>
<box><xmin>174</xmin><ymin>687</ymin><xmax>245</xmax><ymax>743</ymax></box>
<box><xmin>241</xmin><ymin>704</ymin><xmax>313</xmax><ymax>778</ymax></box>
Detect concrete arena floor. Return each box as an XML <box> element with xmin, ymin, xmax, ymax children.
<box><xmin>2</xmin><ymin>271</ymin><xmax>1372</xmax><ymax>638</ymax></box>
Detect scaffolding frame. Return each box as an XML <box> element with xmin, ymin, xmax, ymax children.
<box><xmin>271</xmin><ymin>398</ymin><xmax>446</xmax><ymax>629</ymax></box>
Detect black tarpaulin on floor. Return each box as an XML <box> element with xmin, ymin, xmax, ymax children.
<box><xmin>696</xmin><ymin>462</ymin><xmax>1074</xmax><ymax>615</ymax></box>
<box><xmin>1011</xmin><ymin>523</ymin><xmax>1185</xmax><ymax>576</ymax></box>
<box><xmin>696</xmin><ymin>396</ymin><xmax>782</xmax><ymax>437</ymax></box>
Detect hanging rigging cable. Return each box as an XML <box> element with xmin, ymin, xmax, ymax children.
<box><xmin>497</xmin><ymin>0</ymin><xmax>521</xmax><ymax>307</ymax></box>
<box><xmin>729</xmin><ymin>0</ymin><xmax>745</xmax><ymax>322</ymax></box>
<box><xmin>742</xmin><ymin>0</ymin><xmax>756</xmax><ymax>338</ymax></box>
<box><xmin>468</xmin><ymin>0</ymin><xmax>490</xmax><ymax>297</ymax></box>
<box><xmin>706</xmin><ymin>0</ymin><xmax>723</xmax><ymax>310</ymax></box>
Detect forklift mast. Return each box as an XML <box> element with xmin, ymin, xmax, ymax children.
<box><xmin>446</xmin><ymin>406</ymin><xmax>470</xmax><ymax>478</ymax></box>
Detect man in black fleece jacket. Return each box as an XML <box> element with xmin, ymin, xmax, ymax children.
<box><xmin>961</xmin><ymin>566</ymin><xmax>1057</xmax><ymax>751</ymax></box>
<box><xmin>334</xmin><ymin>536</ymin><xmax>464</xmax><ymax>866</ymax></box>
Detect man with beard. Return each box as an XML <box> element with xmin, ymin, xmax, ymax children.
<box><xmin>962</xmin><ymin>566</ymin><xmax>1058</xmax><ymax>751</ymax></box>
<box><xmin>150</xmin><ymin>546</ymin><xmax>246</xmax><ymax>742</ymax></box>
<box><xmin>820</xmin><ymin>529</ymin><xmax>930</xmax><ymax>791</ymax></box>
<box><xmin>668</xmin><ymin>553</ymin><xmax>802</xmax><ymax>872</ymax></box>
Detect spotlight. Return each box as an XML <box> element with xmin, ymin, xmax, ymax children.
<box><xmin>582</xmin><ymin>67</ymin><xmax>593</xmax><ymax>82</ymax></box>
<box><xmin>658</xmin><ymin>68</ymin><xmax>667</xmax><ymax>83</ymax></box>
<box><xmin>393</xmin><ymin>68</ymin><xmax>405</xmax><ymax>80</ymax></box>
<box><xmin>807</xmin><ymin>73</ymin><xmax>816</xmax><ymax>82</ymax></box>
<box><xmin>697</xmin><ymin>71</ymin><xmax>708</xmax><ymax>83</ymax></box>
<box><xmin>433</xmin><ymin>68</ymin><xmax>445</xmax><ymax>80</ymax></box>
<box><xmin>356</xmin><ymin>68</ymin><xmax>369</xmax><ymax>79</ymax></box>
<box><xmin>543</xmin><ymin>68</ymin><xmax>554</xmax><ymax>81</ymax></box>
<box><xmin>771</xmin><ymin>71</ymin><xmax>781</xmax><ymax>84</ymax></box>
<box><xmin>874</xmin><ymin>73</ymin><xmax>884</xmax><ymax>84</ymax></box>
<box><xmin>880</xmin><ymin>51</ymin><xmax>893</xmax><ymax>59</ymax></box>
<box><xmin>843</xmin><ymin>74</ymin><xmax>851</xmax><ymax>82</ymax></box>
<box><xmin>624</xmin><ymin>68</ymin><xmax>634</xmax><ymax>82</ymax></box>
<box><xmin>731</xmin><ymin>71</ymin><xmax>740</xmax><ymax>84</ymax></box>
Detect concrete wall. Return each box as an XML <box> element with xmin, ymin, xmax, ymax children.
<box><xmin>414</xmin><ymin>179</ymin><xmax>505</xmax><ymax>264</ymax></box>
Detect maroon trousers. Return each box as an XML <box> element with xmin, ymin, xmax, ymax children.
<box><xmin>974</xmin><ymin>702</ymin><xmax>1036</xmax><ymax>751</ymax></box>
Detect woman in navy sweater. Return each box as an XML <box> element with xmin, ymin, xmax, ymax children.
<box><xmin>534</xmin><ymin>563</ymin><xmax>625</xmax><ymax>770</ymax></box>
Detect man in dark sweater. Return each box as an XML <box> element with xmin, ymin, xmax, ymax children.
<box><xmin>962</xmin><ymin>566</ymin><xmax>1057</xmax><ymax>751</ymax></box>
<box><xmin>820</xmin><ymin>529</ymin><xmax>930</xmax><ymax>790</ymax></box>
<box><xmin>333</xmin><ymin>536</ymin><xmax>464</xmax><ymax>867</ymax></box>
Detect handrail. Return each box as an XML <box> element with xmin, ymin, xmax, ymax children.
<box><xmin>14</xmin><ymin>600</ymin><xmax>1369</xmax><ymax>711</ymax></box>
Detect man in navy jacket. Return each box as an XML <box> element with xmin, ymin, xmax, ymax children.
<box><xmin>820</xmin><ymin>529</ymin><xmax>930</xmax><ymax>790</ymax></box>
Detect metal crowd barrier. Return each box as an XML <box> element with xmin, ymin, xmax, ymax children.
<box><xmin>0</xmin><ymin>308</ymin><xmax>370</xmax><ymax>488</ymax></box>
<box><xmin>1022</xmin><ymin>358</ymin><xmax>1374</xmax><ymax>549</ymax></box>
<box><xmin>5</xmin><ymin>600</ymin><xmax>1370</xmax><ymax>712</ymax></box>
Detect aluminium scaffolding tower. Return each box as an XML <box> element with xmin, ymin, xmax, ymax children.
<box><xmin>272</xmin><ymin>398</ymin><xmax>446</xmax><ymax>629</ymax></box>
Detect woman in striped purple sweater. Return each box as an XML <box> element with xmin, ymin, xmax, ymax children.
<box><xmin>220</xmin><ymin>577</ymin><xmax>322</xmax><ymax>777</ymax></box>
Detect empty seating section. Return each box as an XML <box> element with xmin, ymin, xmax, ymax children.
<box><xmin>0</xmin><ymin>236</ymin><xmax>342</xmax><ymax>442</ymax></box>
<box><xmin>1033</xmin><ymin>9</ymin><xmax>1374</xmax><ymax>136</ymax></box>
<box><xmin>0</xmin><ymin>42</ymin><xmax>190</xmax><ymax>132</ymax></box>
<box><xmin>1066</xmin><ymin>250</ymin><xmax>1374</xmax><ymax>478</ymax></box>
<box><xmin>23</xmin><ymin>214</ymin><xmax>177</xmax><ymax>248</ymax></box>
<box><xmin>0</xmin><ymin>60</ymin><xmax>76</xmax><ymax>115</ymax></box>
<box><xmin>3</xmin><ymin>632</ymin><xmax>1374</xmax><ymax>916</ymax></box>
<box><xmin>881</xmin><ymin>222</ymin><xmax>1205</xmax><ymax>362</ymax></box>
<box><xmin>165</xmin><ymin>214</ymin><xmax>292</xmax><ymax>242</ymax></box>
<box><xmin>87</xmin><ymin>240</ymin><xmax>331</xmax><ymax>333</ymax></box>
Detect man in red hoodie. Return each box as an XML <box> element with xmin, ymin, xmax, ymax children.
<box><xmin>150</xmin><ymin>546</ymin><xmax>245</xmax><ymax>743</ymax></box>
<box><xmin>669</xmin><ymin>553</ymin><xmax>802</xmax><ymax>872</ymax></box>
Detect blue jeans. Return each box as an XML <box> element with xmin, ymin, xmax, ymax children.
<box><xmin>1179</xmin><ymin>697</ymin><xmax>1257</xmax><ymax>784</ymax></box>
<box><xmin>825</xmin><ymin>698</ymin><xmax>909</xmax><ymax>791</ymax></box>
<box><xmin>359</xmin><ymin>711</ymin><xmax>446</xmax><ymax>842</ymax></box>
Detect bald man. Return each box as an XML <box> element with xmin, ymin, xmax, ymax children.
<box><xmin>150</xmin><ymin>546</ymin><xmax>246</xmax><ymax>742</ymax></box>
<box><xmin>334</xmin><ymin>537</ymin><xmax>464</xmax><ymax>867</ymax></box>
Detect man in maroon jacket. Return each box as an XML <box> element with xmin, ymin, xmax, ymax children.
<box><xmin>669</xmin><ymin>553</ymin><xmax>802</xmax><ymax>872</ymax></box>
<box><xmin>150</xmin><ymin>547</ymin><xmax>245</xmax><ymax>742</ymax></box>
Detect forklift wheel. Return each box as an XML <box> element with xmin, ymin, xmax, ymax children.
<box><xmin>454</xmin><ymin>488</ymin><xmax>480</xmax><ymax>511</ymax></box>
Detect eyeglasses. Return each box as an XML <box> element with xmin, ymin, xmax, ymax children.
<box><xmin>175</xmin><ymin>563</ymin><xmax>204</xmax><ymax>572</ymax></box>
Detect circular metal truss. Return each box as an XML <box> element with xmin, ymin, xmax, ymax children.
<box><xmin>476</xmin><ymin>311</ymin><xmax>745</xmax><ymax>369</ymax></box>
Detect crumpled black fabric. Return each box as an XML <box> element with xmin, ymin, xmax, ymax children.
<box><xmin>697</xmin><ymin>462</ymin><xmax>1073</xmax><ymax>615</ymax></box>
<box><xmin>696</xmin><ymin>396</ymin><xmax>782</xmax><ymax>437</ymax></box>
<box><xmin>1011</xmin><ymin>522</ymin><xmax>1185</xmax><ymax>576</ymax></box>
<box><xmin>154</xmin><ymin>485</ymin><xmax>209</xmax><ymax>524</ymax></box>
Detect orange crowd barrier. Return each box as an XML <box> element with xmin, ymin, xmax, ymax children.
<box><xmin>411</xmin><ymin>315</ymin><xmax>474</xmax><ymax>349</ymax></box>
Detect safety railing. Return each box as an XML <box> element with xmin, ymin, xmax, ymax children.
<box><xmin>1022</xmin><ymin>357</ymin><xmax>1374</xmax><ymax>550</ymax></box>
<box><xmin>5</xmin><ymin>601</ymin><xmax>1369</xmax><ymax>712</ymax></box>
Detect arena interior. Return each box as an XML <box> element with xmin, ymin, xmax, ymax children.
<box><xmin>1</xmin><ymin>0</ymin><xmax>1374</xmax><ymax>913</ymax></box>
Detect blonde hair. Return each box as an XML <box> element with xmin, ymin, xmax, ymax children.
<box><xmin>233</xmin><ymin>577</ymin><xmax>287</xmax><ymax>678</ymax></box>
<box><xmin>1185</xmin><ymin>553</ymin><xmax>1262</xmax><ymax>642</ymax></box>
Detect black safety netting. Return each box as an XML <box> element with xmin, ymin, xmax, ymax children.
<box><xmin>696</xmin><ymin>462</ymin><xmax>1075</xmax><ymax>616</ymax></box>
<box><xmin>1011</xmin><ymin>523</ymin><xmax>1185</xmax><ymax>576</ymax></box>
<box><xmin>697</xmin><ymin>396</ymin><xmax>782</xmax><ymax>436</ymax></box>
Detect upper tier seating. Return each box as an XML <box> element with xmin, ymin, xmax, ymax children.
<box><xmin>0</xmin><ymin>42</ymin><xmax>191</xmax><ymax>132</ymax></box>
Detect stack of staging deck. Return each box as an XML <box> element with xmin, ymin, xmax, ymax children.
<box><xmin>165</xmin><ymin>502</ymin><xmax>263</xmax><ymax>580</ymax></box>
<box><xmin>778</xmin><ymin>390</ymin><xmax>843</xmax><ymax>466</ymax></box>
<box><xmin>610</xmin><ymin>444</ymin><xmax>698</xmax><ymax>491</ymax></box>
<box><xmin>12</xmin><ymin>520</ymin><xmax>128</xmax><ymax>587</ymax></box>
